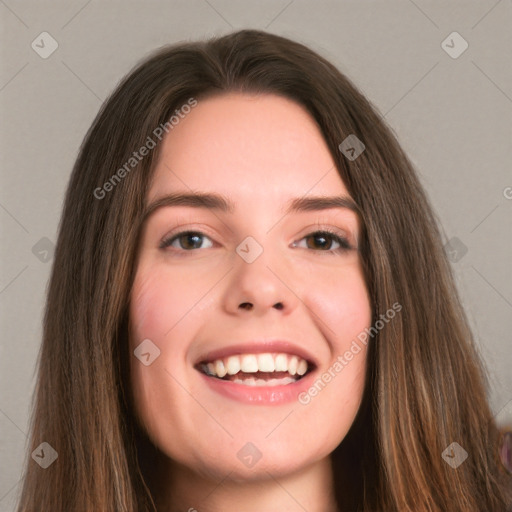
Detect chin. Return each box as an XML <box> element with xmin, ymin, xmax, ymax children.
<box><xmin>175</xmin><ymin>433</ymin><xmax>334</xmax><ymax>483</ymax></box>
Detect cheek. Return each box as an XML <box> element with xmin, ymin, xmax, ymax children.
<box><xmin>297</xmin><ymin>261</ymin><xmax>371</xmax><ymax>431</ymax></box>
<box><xmin>306</xmin><ymin>261</ymin><xmax>372</xmax><ymax>343</ymax></box>
<box><xmin>129</xmin><ymin>266</ymin><xmax>200</xmax><ymax>343</ymax></box>
<box><xmin>128</xmin><ymin>268</ymin><xmax>202</xmax><ymax>454</ymax></box>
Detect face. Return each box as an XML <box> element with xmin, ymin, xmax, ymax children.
<box><xmin>129</xmin><ymin>92</ymin><xmax>372</xmax><ymax>481</ymax></box>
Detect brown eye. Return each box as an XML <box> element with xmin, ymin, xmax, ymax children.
<box><xmin>295</xmin><ymin>230</ymin><xmax>351</xmax><ymax>253</ymax></box>
<box><xmin>160</xmin><ymin>231</ymin><xmax>213</xmax><ymax>250</ymax></box>
<box><xmin>306</xmin><ymin>233</ymin><xmax>336</xmax><ymax>250</ymax></box>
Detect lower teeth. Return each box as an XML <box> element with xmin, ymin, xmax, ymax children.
<box><xmin>200</xmin><ymin>366</ymin><xmax>305</xmax><ymax>386</ymax></box>
<box><xmin>230</xmin><ymin>375</ymin><xmax>297</xmax><ymax>386</ymax></box>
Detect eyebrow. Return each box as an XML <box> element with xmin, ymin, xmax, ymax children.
<box><xmin>142</xmin><ymin>192</ymin><xmax>359</xmax><ymax>223</ymax></box>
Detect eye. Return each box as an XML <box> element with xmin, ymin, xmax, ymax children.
<box><xmin>159</xmin><ymin>231</ymin><xmax>213</xmax><ymax>251</ymax></box>
<box><xmin>159</xmin><ymin>228</ymin><xmax>352</xmax><ymax>254</ymax></box>
<box><xmin>293</xmin><ymin>230</ymin><xmax>352</xmax><ymax>253</ymax></box>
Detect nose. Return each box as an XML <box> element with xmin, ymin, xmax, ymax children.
<box><xmin>221</xmin><ymin>246</ymin><xmax>299</xmax><ymax>316</ymax></box>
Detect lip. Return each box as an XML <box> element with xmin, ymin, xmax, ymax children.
<box><xmin>194</xmin><ymin>340</ymin><xmax>319</xmax><ymax>405</ymax></box>
<box><xmin>197</xmin><ymin>367</ymin><xmax>317</xmax><ymax>405</ymax></box>
<box><xmin>194</xmin><ymin>340</ymin><xmax>319</xmax><ymax>367</ymax></box>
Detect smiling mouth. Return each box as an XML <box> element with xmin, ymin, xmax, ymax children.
<box><xmin>196</xmin><ymin>352</ymin><xmax>314</xmax><ymax>387</ymax></box>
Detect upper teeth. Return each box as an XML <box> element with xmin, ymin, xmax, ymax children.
<box><xmin>202</xmin><ymin>353</ymin><xmax>309</xmax><ymax>378</ymax></box>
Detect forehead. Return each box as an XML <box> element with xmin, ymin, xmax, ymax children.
<box><xmin>148</xmin><ymin>92</ymin><xmax>349</xmax><ymax>204</ymax></box>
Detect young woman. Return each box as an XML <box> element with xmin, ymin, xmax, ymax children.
<box><xmin>16</xmin><ymin>29</ymin><xmax>512</xmax><ymax>511</ymax></box>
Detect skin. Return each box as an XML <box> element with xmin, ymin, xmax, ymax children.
<box><xmin>129</xmin><ymin>92</ymin><xmax>372</xmax><ymax>512</ymax></box>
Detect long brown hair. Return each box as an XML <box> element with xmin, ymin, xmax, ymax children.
<box><xmin>16</xmin><ymin>29</ymin><xmax>512</xmax><ymax>511</ymax></box>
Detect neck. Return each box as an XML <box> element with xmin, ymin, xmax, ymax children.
<box><xmin>149</xmin><ymin>454</ymin><xmax>339</xmax><ymax>512</ymax></box>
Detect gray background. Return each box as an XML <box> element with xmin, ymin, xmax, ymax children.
<box><xmin>1</xmin><ymin>1</ymin><xmax>511</xmax><ymax>509</ymax></box>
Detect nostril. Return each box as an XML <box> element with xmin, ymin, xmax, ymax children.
<box><xmin>239</xmin><ymin>302</ymin><xmax>253</xmax><ymax>310</ymax></box>
<box><xmin>273</xmin><ymin>302</ymin><xmax>284</xmax><ymax>310</ymax></box>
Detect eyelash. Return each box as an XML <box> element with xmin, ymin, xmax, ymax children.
<box><xmin>159</xmin><ymin>228</ymin><xmax>352</xmax><ymax>255</ymax></box>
